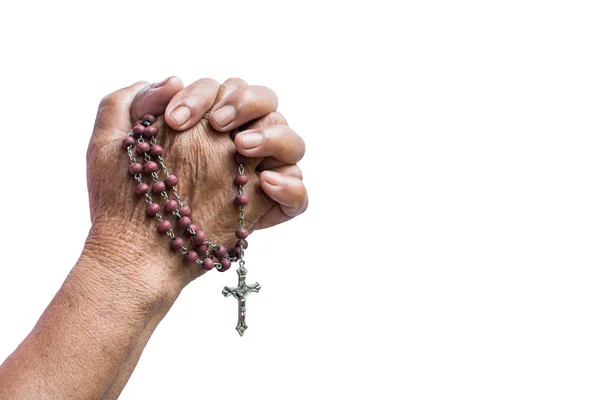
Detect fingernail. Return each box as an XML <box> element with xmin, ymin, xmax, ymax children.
<box><xmin>212</xmin><ymin>105</ymin><xmax>236</xmax><ymax>128</ymax></box>
<box><xmin>152</xmin><ymin>77</ymin><xmax>171</xmax><ymax>88</ymax></box>
<box><xmin>170</xmin><ymin>106</ymin><xmax>191</xmax><ymax>126</ymax></box>
<box><xmin>264</xmin><ymin>171</ymin><xmax>283</xmax><ymax>186</ymax></box>
<box><xmin>240</xmin><ymin>132</ymin><xmax>264</xmax><ymax>149</ymax></box>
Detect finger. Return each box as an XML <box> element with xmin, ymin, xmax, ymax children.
<box><xmin>214</xmin><ymin>77</ymin><xmax>248</xmax><ymax>104</ymax></box>
<box><xmin>240</xmin><ymin>111</ymin><xmax>292</xmax><ymax>170</ymax></box>
<box><xmin>234</xmin><ymin>125</ymin><xmax>305</xmax><ymax>165</ymax></box>
<box><xmin>253</xmin><ymin>171</ymin><xmax>308</xmax><ymax>230</ymax></box>
<box><xmin>130</xmin><ymin>76</ymin><xmax>184</xmax><ymax>123</ymax></box>
<box><xmin>209</xmin><ymin>85</ymin><xmax>278</xmax><ymax>132</ymax></box>
<box><xmin>267</xmin><ymin>165</ymin><xmax>303</xmax><ymax>180</ymax></box>
<box><xmin>164</xmin><ymin>78</ymin><xmax>220</xmax><ymax>131</ymax></box>
<box><xmin>93</xmin><ymin>81</ymin><xmax>149</xmax><ymax>143</ymax></box>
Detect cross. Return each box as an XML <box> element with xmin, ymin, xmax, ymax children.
<box><xmin>222</xmin><ymin>265</ymin><xmax>261</xmax><ymax>336</ymax></box>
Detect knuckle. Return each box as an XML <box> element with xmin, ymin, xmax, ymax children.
<box><xmin>223</xmin><ymin>77</ymin><xmax>247</xmax><ymax>87</ymax></box>
<box><xmin>286</xmin><ymin>180</ymin><xmax>307</xmax><ymax>211</ymax></box>
<box><xmin>264</xmin><ymin>111</ymin><xmax>288</xmax><ymax>126</ymax></box>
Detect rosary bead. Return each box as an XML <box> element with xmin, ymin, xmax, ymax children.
<box><xmin>235</xmin><ymin>194</ymin><xmax>249</xmax><ymax>206</ymax></box>
<box><xmin>132</xmin><ymin>125</ymin><xmax>146</xmax><ymax>138</ymax></box>
<box><xmin>236</xmin><ymin>228</ymin><xmax>249</xmax><ymax>239</ymax></box>
<box><xmin>193</xmin><ymin>231</ymin><xmax>206</xmax><ymax>245</ymax></box>
<box><xmin>215</xmin><ymin>245</ymin><xmax>227</xmax><ymax>258</ymax></box>
<box><xmin>164</xmin><ymin>199</ymin><xmax>178</xmax><ymax>213</ymax></box>
<box><xmin>234</xmin><ymin>152</ymin><xmax>249</xmax><ymax>164</ymax></box>
<box><xmin>219</xmin><ymin>258</ymin><xmax>231</xmax><ymax>272</ymax></box>
<box><xmin>157</xmin><ymin>220</ymin><xmax>171</xmax><ymax>234</ymax></box>
<box><xmin>136</xmin><ymin>142</ymin><xmax>150</xmax><ymax>154</ymax></box>
<box><xmin>149</xmin><ymin>145</ymin><xmax>163</xmax><ymax>156</ymax></box>
<box><xmin>129</xmin><ymin>163</ymin><xmax>143</xmax><ymax>175</ymax></box>
<box><xmin>234</xmin><ymin>174</ymin><xmax>249</xmax><ymax>186</ymax></box>
<box><xmin>202</xmin><ymin>258</ymin><xmax>214</xmax><ymax>271</ymax></box>
<box><xmin>178</xmin><ymin>206</ymin><xmax>191</xmax><ymax>217</ymax></box>
<box><xmin>121</xmin><ymin>136</ymin><xmax>135</xmax><ymax>149</ymax></box>
<box><xmin>164</xmin><ymin>174</ymin><xmax>178</xmax><ymax>188</ymax></box>
<box><xmin>178</xmin><ymin>216</ymin><xmax>192</xmax><ymax>229</ymax></box>
<box><xmin>146</xmin><ymin>203</ymin><xmax>160</xmax><ymax>217</ymax></box>
<box><xmin>230</xmin><ymin>246</ymin><xmax>242</xmax><ymax>258</ymax></box>
<box><xmin>152</xmin><ymin>181</ymin><xmax>166</xmax><ymax>194</ymax></box>
<box><xmin>142</xmin><ymin>114</ymin><xmax>156</xmax><ymax>124</ymax></box>
<box><xmin>186</xmin><ymin>224</ymin><xmax>198</xmax><ymax>236</ymax></box>
<box><xmin>171</xmin><ymin>237</ymin><xmax>184</xmax><ymax>251</ymax></box>
<box><xmin>135</xmin><ymin>183</ymin><xmax>149</xmax><ymax>197</ymax></box>
<box><xmin>237</xmin><ymin>239</ymin><xmax>248</xmax><ymax>249</ymax></box>
<box><xmin>185</xmin><ymin>250</ymin><xmax>199</xmax><ymax>264</ymax></box>
<box><xmin>143</xmin><ymin>126</ymin><xmax>158</xmax><ymax>138</ymax></box>
<box><xmin>144</xmin><ymin>161</ymin><xmax>159</xmax><ymax>174</ymax></box>
<box><xmin>197</xmin><ymin>243</ymin><xmax>209</xmax><ymax>253</ymax></box>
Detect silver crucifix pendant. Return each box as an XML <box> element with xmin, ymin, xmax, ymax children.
<box><xmin>222</xmin><ymin>264</ymin><xmax>261</xmax><ymax>336</ymax></box>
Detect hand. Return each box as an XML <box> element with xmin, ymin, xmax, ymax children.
<box><xmin>86</xmin><ymin>77</ymin><xmax>308</xmax><ymax>294</ymax></box>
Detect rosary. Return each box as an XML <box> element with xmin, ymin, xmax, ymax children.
<box><xmin>121</xmin><ymin>114</ymin><xmax>260</xmax><ymax>336</ymax></box>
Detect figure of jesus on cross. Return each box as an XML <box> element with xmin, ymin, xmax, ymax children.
<box><xmin>222</xmin><ymin>264</ymin><xmax>261</xmax><ymax>336</ymax></box>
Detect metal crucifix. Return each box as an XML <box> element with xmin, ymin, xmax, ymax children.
<box><xmin>222</xmin><ymin>264</ymin><xmax>261</xmax><ymax>336</ymax></box>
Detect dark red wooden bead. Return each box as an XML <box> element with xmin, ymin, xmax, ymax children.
<box><xmin>171</xmin><ymin>237</ymin><xmax>184</xmax><ymax>251</ymax></box>
<box><xmin>197</xmin><ymin>243</ymin><xmax>209</xmax><ymax>253</ymax></box>
<box><xmin>144</xmin><ymin>161</ymin><xmax>159</xmax><ymax>174</ymax></box>
<box><xmin>234</xmin><ymin>174</ymin><xmax>249</xmax><ymax>186</ymax></box>
<box><xmin>185</xmin><ymin>251</ymin><xmax>199</xmax><ymax>264</ymax></box>
<box><xmin>236</xmin><ymin>228</ymin><xmax>249</xmax><ymax>239</ymax></box>
<box><xmin>202</xmin><ymin>258</ymin><xmax>214</xmax><ymax>271</ymax></box>
<box><xmin>234</xmin><ymin>152</ymin><xmax>249</xmax><ymax>164</ymax></box>
<box><xmin>215</xmin><ymin>245</ymin><xmax>227</xmax><ymax>258</ymax></box>
<box><xmin>135</xmin><ymin>183</ymin><xmax>149</xmax><ymax>197</ymax></box>
<box><xmin>230</xmin><ymin>247</ymin><xmax>242</xmax><ymax>258</ymax></box>
<box><xmin>178</xmin><ymin>206</ymin><xmax>191</xmax><ymax>217</ymax></box>
<box><xmin>152</xmin><ymin>181</ymin><xmax>166</xmax><ymax>194</ymax></box>
<box><xmin>143</xmin><ymin>126</ymin><xmax>158</xmax><ymax>138</ymax></box>
<box><xmin>121</xmin><ymin>136</ymin><xmax>136</xmax><ymax>149</ymax></box>
<box><xmin>237</xmin><ymin>239</ymin><xmax>248</xmax><ymax>249</ymax></box>
<box><xmin>193</xmin><ymin>231</ymin><xmax>206</xmax><ymax>246</ymax></box>
<box><xmin>164</xmin><ymin>175</ymin><xmax>178</xmax><ymax>188</ymax></box>
<box><xmin>186</xmin><ymin>224</ymin><xmax>198</xmax><ymax>236</ymax></box>
<box><xmin>157</xmin><ymin>220</ymin><xmax>171</xmax><ymax>234</ymax></box>
<box><xmin>150</xmin><ymin>145</ymin><xmax>163</xmax><ymax>156</ymax></box>
<box><xmin>129</xmin><ymin>163</ymin><xmax>143</xmax><ymax>175</ymax></box>
<box><xmin>178</xmin><ymin>216</ymin><xmax>192</xmax><ymax>229</ymax></box>
<box><xmin>219</xmin><ymin>258</ymin><xmax>231</xmax><ymax>272</ymax></box>
<box><xmin>164</xmin><ymin>199</ymin><xmax>178</xmax><ymax>213</ymax></box>
<box><xmin>235</xmin><ymin>195</ymin><xmax>249</xmax><ymax>206</ymax></box>
<box><xmin>146</xmin><ymin>203</ymin><xmax>160</xmax><ymax>217</ymax></box>
<box><xmin>132</xmin><ymin>125</ymin><xmax>146</xmax><ymax>138</ymax></box>
<box><xmin>136</xmin><ymin>142</ymin><xmax>150</xmax><ymax>154</ymax></box>
<box><xmin>142</xmin><ymin>114</ymin><xmax>156</xmax><ymax>124</ymax></box>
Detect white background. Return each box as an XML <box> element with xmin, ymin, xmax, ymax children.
<box><xmin>1</xmin><ymin>0</ymin><xmax>599</xmax><ymax>399</ymax></box>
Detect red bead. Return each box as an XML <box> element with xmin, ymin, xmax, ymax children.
<box><xmin>215</xmin><ymin>245</ymin><xmax>227</xmax><ymax>258</ymax></box>
<box><xmin>186</xmin><ymin>224</ymin><xmax>198</xmax><ymax>236</ymax></box>
<box><xmin>164</xmin><ymin>199</ymin><xmax>178</xmax><ymax>213</ymax></box>
<box><xmin>236</xmin><ymin>228</ymin><xmax>249</xmax><ymax>239</ymax></box>
<box><xmin>129</xmin><ymin>163</ymin><xmax>143</xmax><ymax>175</ymax></box>
<box><xmin>152</xmin><ymin>181</ymin><xmax>166</xmax><ymax>195</ymax></box>
<box><xmin>234</xmin><ymin>174</ymin><xmax>249</xmax><ymax>186</ymax></box>
<box><xmin>132</xmin><ymin>125</ymin><xmax>146</xmax><ymax>138</ymax></box>
<box><xmin>193</xmin><ymin>231</ymin><xmax>206</xmax><ymax>246</ymax></box>
<box><xmin>135</xmin><ymin>183</ymin><xmax>149</xmax><ymax>197</ymax></box>
<box><xmin>234</xmin><ymin>152</ymin><xmax>249</xmax><ymax>164</ymax></box>
<box><xmin>178</xmin><ymin>206</ymin><xmax>191</xmax><ymax>217</ymax></box>
<box><xmin>157</xmin><ymin>220</ymin><xmax>171</xmax><ymax>234</ymax></box>
<box><xmin>136</xmin><ymin>142</ymin><xmax>150</xmax><ymax>154</ymax></box>
<box><xmin>146</xmin><ymin>203</ymin><xmax>160</xmax><ymax>217</ymax></box>
<box><xmin>219</xmin><ymin>258</ymin><xmax>231</xmax><ymax>272</ymax></box>
<box><xmin>143</xmin><ymin>114</ymin><xmax>156</xmax><ymax>124</ymax></box>
<box><xmin>144</xmin><ymin>161</ymin><xmax>159</xmax><ymax>174</ymax></box>
<box><xmin>235</xmin><ymin>195</ymin><xmax>249</xmax><ymax>206</ymax></box>
<box><xmin>185</xmin><ymin>251</ymin><xmax>199</xmax><ymax>264</ymax></box>
<box><xmin>150</xmin><ymin>145</ymin><xmax>163</xmax><ymax>156</ymax></box>
<box><xmin>237</xmin><ymin>239</ymin><xmax>248</xmax><ymax>249</ymax></box>
<box><xmin>164</xmin><ymin>175</ymin><xmax>178</xmax><ymax>188</ymax></box>
<box><xmin>143</xmin><ymin>126</ymin><xmax>158</xmax><ymax>138</ymax></box>
<box><xmin>197</xmin><ymin>243</ymin><xmax>209</xmax><ymax>253</ymax></box>
<box><xmin>171</xmin><ymin>237</ymin><xmax>184</xmax><ymax>251</ymax></box>
<box><xmin>202</xmin><ymin>258</ymin><xmax>214</xmax><ymax>271</ymax></box>
<box><xmin>178</xmin><ymin>216</ymin><xmax>191</xmax><ymax>229</ymax></box>
<box><xmin>230</xmin><ymin>247</ymin><xmax>242</xmax><ymax>258</ymax></box>
<box><xmin>121</xmin><ymin>136</ymin><xmax>135</xmax><ymax>149</ymax></box>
